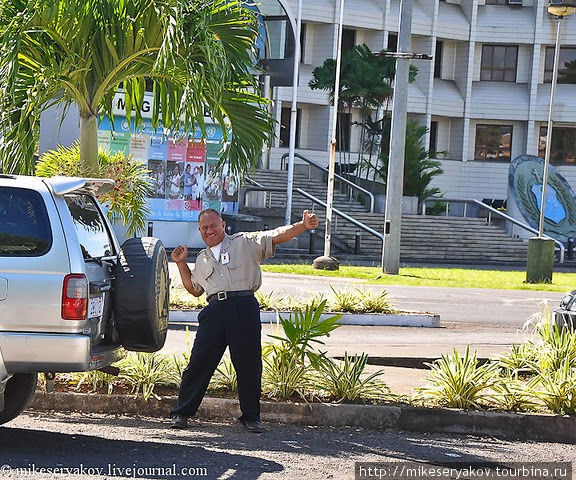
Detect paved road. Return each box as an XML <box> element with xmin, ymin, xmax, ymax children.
<box><xmin>254</xmin><ymin>273</ymin><xmax>566</xmax><ymax>328</ymax></box>
<box><xmin>2</xmin><ymin>412</ymin><xmax>575</xmax><ymax>480</ymax></box>
<box><xmin>169</xmin><ymin>265</ymin><xmax>566</xmax><ymax>328</ymax></box>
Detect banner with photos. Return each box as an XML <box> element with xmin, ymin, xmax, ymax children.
<box><xmin>97</xmin><ymin>116</ymin><xmax>239</xmax><ymax>222</ymax></box>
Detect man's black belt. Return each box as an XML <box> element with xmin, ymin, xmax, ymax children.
<box><xmin>206</xmin><ymin>290</ymin><xmax>254</xmax><ymax>303</ymax></box>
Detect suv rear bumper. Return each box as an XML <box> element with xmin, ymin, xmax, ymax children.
<box><xmin>0</xmin><ymin>332</ymin><xmax>125</xmax><ymax>373</ymax></box>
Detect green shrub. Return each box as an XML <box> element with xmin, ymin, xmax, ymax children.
<box><xmin>487</xmin><ymin>376</ymin><xmax>539</xmax><ymax>412</ymax></box>
<box><xmin>262</xmin><ymin>345</ymin><xmax>312</xmax><ymax>400</ymax></box>
<box><xmin>76</xmin><ymin>369</ymin><xmax>116</xmax><ymax>395</ymax></box>
<box><xmin>209</xmin><ymin>354</ymin><xmax>238</xmax><ymax>392</ymax></box>
<box><xmin>36</xmin><ymin>143</ymin><xmax>152</xmax><ymax>236</ymax></box>
<box><xmin>268</xmin><ymin>301</ymin><xmax>342</xmax><ymax>362</ymax></box>
<box><xmin>255</xmin><ymin>290</ymin><xmax>292</xmax><ymax>311</ymax></box>
<box><xmin>119</xmin><ymin>352</ymin><xmax>174</xmax><ymax>400</ymax></box>
<box><xmin>416</xmin><ymin>347</ymin><xmax>499</xmax><ymax>409</ymax></box>
<box><xmin>170</xmin><ymin>287</ymin><xmax>207</xmax><ymax>310</ymax></box>
<box><xmin>313</xmin><ymin>353</ymin><xmax>390</xmax><ymax>403</ymax></box>
<box><xmin>529</xmin><ymin>359</ymin><xmax>576</xmax><ymax>415</ymax></box>
<box><xmin>494</xmin><ymin>344</ymin><xmax>539</xmax><ymax>377</ymax></box>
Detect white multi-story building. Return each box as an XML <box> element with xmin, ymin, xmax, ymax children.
<box><xmin>265</xmin><ymin>0</ymin><xmax>576</xmax><ymax>202</ymax></box>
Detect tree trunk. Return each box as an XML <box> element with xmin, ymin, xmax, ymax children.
<box><xmin>79</xmin><ymin>113</ymin><xmax>99</xmax><ymax>177</ymax></box>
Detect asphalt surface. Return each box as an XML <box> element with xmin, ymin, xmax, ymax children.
<box><xmin>3</xmin><ymin>412</ymin><xmax>576</xmax><ymax>480</ymax></box>
<box><xmin>167</xmin><ymin>267</ymin><xmax>565</xmax><ymax>358</ymax></box>
<box><xmin>251</xmin><ymin>272</ymin><xmax>566</xmax><ymax>328</ymax></box>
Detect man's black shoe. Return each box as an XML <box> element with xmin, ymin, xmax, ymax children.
<box><xmin>240</xmin><ymin>419</ymin><xmax>266</xmax><ymax>434</ymax></box>
<box><xmin>170</xmin><ymin>414</ymin><xmax>189</xmax><ymax>430</ymax></box>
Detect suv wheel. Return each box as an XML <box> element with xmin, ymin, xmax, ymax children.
<box><xmin>0</xmin><ymin>373</ymin><xmax>38</xmax><ymax>425</ymax></box>
<box><xmin>113</xmin><ymin>237</ymin><xmax>170</xmax><ymax>352</ymax></box>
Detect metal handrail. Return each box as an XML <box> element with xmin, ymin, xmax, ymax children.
<box><xmin>421</xmin><ymin>197</ymin><xmax>565</xmax><ymax>263</ymax></box>
<box><xmin>242</xmin><ymin>186</ymin><xmax>385</xmax><ymax>242</ymax></box>
<box><xmin>280</xmin><ymin>152</ymin><xmax>375</xmax><ymax>213</ymax></box>
<box><xmin>245</xmin><ymin>177</ymin><xmax>265</xmax><ymax>189</ymax></box>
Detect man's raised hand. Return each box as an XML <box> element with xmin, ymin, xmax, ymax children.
<box><xmin>171</xmin><ymin>244</ymin><xmax>188</xmax><ymax>263</ymax></box>
<box><xmin>302</xmin><ymin>210</ymin><xmax>318</xmax><ymax>230</ymax></box>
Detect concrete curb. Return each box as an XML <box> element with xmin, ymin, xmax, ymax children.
<box><xmin>169</xmin><ymin>310</ymin><xmax>441</xmax><ymax>328</ymax></box>
<box><xmin>29</xmin><ymin>392</ymin><xmax>576</xmax><ymax>444</ymax></box>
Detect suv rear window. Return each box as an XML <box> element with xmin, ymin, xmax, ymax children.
<box><xmin>65</xmin><ymin>194</ymin><xmax>113</xmax><ymax>259</ymax></box>
<box><xmin>0</xmin><ymin>186</ymin><xmax>52</xmax><ymax>256</ymax></box>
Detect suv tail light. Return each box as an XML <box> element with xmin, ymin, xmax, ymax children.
<box><xmin>62</xmin><ymin>274</ymin><xmax>88</xmax><ymax>320</ymax></box>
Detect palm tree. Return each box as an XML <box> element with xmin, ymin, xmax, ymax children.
<box><xmin>309</xmin><ymin>44</ymin><xmax>417</xmax><ymax>178</ymax></box>
<box><xmin>0</xmin><ymin>0</ymin><xmax>272</xmax><ymax>176</ymax></box>
<box><xmin>376</xmin><ymin>120</ymin><xmax>445</xmax><ymax>208</ymax></box>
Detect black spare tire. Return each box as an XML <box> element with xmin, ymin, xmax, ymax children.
<box><xmin>113</xmin><ymin>237</ymin><xmax>169</xmax><ymax>352</ymax></box>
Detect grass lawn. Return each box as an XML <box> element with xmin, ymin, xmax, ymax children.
<box><xmin>260</xmin><ymin>264</ymin><xmax>576</xmax><ymax>292</ymax></box>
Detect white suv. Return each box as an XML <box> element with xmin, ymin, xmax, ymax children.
<box><xmin>0</xmin><ymin>174</ymin><xmax>170</xmax><ymax>425</ymax></box>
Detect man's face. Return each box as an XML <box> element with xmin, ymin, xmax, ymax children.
<box><xmin>198</xmin><ymin>211</ymin><xmax>226</xmax><ymax>247</ymax></box>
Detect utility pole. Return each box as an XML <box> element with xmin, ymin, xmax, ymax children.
<box><xmin>323</xmin><ymin>0</ymin><xmax>346</xmax><ymax>258</ymax></box>
<box><xmin>382</xmin><ymin>0</ymin><xmax>413</xmax><ymax>274</ymax></box>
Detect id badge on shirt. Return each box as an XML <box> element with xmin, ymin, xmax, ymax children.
<box><xmin>221</xmin><ymin>251</ymin><xmax>230</xmax><ymax>264</ymax></box>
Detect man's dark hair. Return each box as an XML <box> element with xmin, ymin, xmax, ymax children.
<box><xmin>198</xmin><ymin>208</ymin><xmax>222</xmax><ymax>222</ymax></box>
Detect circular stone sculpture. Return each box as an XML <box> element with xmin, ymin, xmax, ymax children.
<box><xmin>508</xmin><ymin>155</ymin><xmax>576</xmax><ymax>244</ymax></box>
<box><xmin>313</xmin><ymin>255</ymin><xmax>340</xmax><ymax>271</ymax></box>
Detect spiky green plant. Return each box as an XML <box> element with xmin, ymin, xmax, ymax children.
<box><xmin>76</xmin><ymin>369</ymin><xmax>116</xmax><ymax>395</ymax></box>
<box><xmin>313</xmin><ymin>353</ymin><xmax>390</xmax><ymax>403</ymax></box>
<box><xmin>487</xmin><ymin>376</ymin><xmax>540</xmax><ymax>412</ymax></box>
<box><xmin>167</xmin><ymin>327</ymin><xmax>192</xmax><ymax>388</ymax></box>
<box><xmin>416</xmin><ymin>347</ymin><xmax>499</xmax><ymax>410</ymax></box>
<box><xmin>303</xmin><ymin>293</ymin><xmax>327</xmax><ymax>311</ymax></box>
<box><xmin>261</xmin><ymin>345</ymin><xmax>312</xmax><ymax>400</ymax></box>
<box><xmin>210</xmin><ymin>354</ymin><xmax>238</xmax><ymax>392</ymax></box>
<box><xmin>36</xmin><ymin>144</ymin><xmax>152</xmax><ymax>236</ymax></box>
<box><xmin>327</xmin><ymin>287</ymin><xmax>361</xmax><ymax>313</ymax></box>
<box><xmin>255</xmin><ymin>290</ymin><xmax>289</xmax><ymax>311</ymax></box>
<box><xmin>268</xmin><ymin>301</ymin><xmax>342</xmax><ymax>363</ymax></box>
<box><xmin>356</xmin><ymin>288</ymin><xmax>396</xmax><ymax>314</ymax></box>
<box><xmin>119</xmin><ymin>352</ymin><xmax>174</xmax><ymax>400</ymax></box>
<box><xmin>529</xmin><ymin>359</ymin><xmax>576</xmax><ymax>415</ymax></box>
<box><xmin>170</xmin><ymin>287</ymin><xmax>208</xmax><ymax>310</ymax></box>
<box><xmin>494</xmin><ymin>344</ymin><xmax>539</xmax><ymax>377</ymax></box>
<box><xmin>534</xmin><ymin>322</ymin><xmax>576</xmax><ymax>373</ymax></box>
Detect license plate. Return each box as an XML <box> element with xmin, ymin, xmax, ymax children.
<box><xmin>88</xmin><ymin>296</ymin><xmax>103</xmax><ymax>319</ymax></box>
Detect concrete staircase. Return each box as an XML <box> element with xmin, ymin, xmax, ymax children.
<box><xmin>241</xmin><ymin>169</ymin><xmax>529</xmax><ymax>265</ymax></box>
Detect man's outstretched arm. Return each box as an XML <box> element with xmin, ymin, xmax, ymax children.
<box><xmin>271</xmin><ymin>210</ymin><xmax>318</xmax><ymax>245</ymax></box>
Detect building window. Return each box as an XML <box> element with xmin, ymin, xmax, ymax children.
<box><xmin>480</xmin><ymin>45</ymin><xmax>518</xmax><ymax>82</ymax></box>
<box><xmin>474</xmin><ymin>125</ymin><xmax>513</xmax><ymax>161</ymax></box>
<box><xmin>299</xmin><ymin>23</ymin><xmax>307</xmax><ymax>63</ymax></box>
<box><xmin>280</xmin><ymin>107</ymin><xmax>301</xmax><ymax>148</ymax></box>
<box><xmin>341</xmin><ymin>29</ymin><xmax>356</xmax><ymax>54</ymax></box>
<box><xmin>485</xmin><ymin>0</ymin><xmax>508</xmax><ymax>4</ymax></box>
<box><xmin>544</xmin><ymin>47</ymin><xmax>576</xmax><ymax>84</ymax></box>
<box><xmin>539</xmin><ymin>126</ymin><xmax>576</xmax><ymax>165</ymax></box>
<box><xmin>387</xmin><ymin>33</ymin><xmax>397</xmax><ymax>52</ymax></box>
<box><xmin>429</xmin><ymin>121</ymin><xmax>438</xmax><ymax>154</ymax></box>
<box><xmin>434</xmin><ymin>41</ymin><xmax>443</xmax><ymax>79</ymax></box>
<box><xmin>336</xmin><ymin>112</ymin><xmax>351</xmax><ymax>152</ymax></box>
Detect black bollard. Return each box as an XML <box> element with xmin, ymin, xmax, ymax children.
<box><xmin>309</xmin><ymin>230</ymin><xmax>316</xmax><ymax>254</ymax></box>
<box><xmin>355</xmin><ymin>232</ymin><xmax>361</xmax><ymax>254</ymax></box>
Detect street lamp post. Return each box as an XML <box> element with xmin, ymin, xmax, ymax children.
<box><xmin>382</xmin><ymin>0</ymin><xmax>413</xmax><ymax>275</ymax></box>
<box><xmin>526</xmin><ymin>0</ymin><xmax>576</xmax><ymax>283</ymax></box>
<box><xmin>284</xmin><ymin>0</ymin><xmax>303</xmax><ymax>227</ymax></box>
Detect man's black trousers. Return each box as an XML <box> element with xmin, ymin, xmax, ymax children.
<box><xmin>171</xmin><ymin>295</ymin><xmax>262</xmax><ymax>422</ymax></box>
